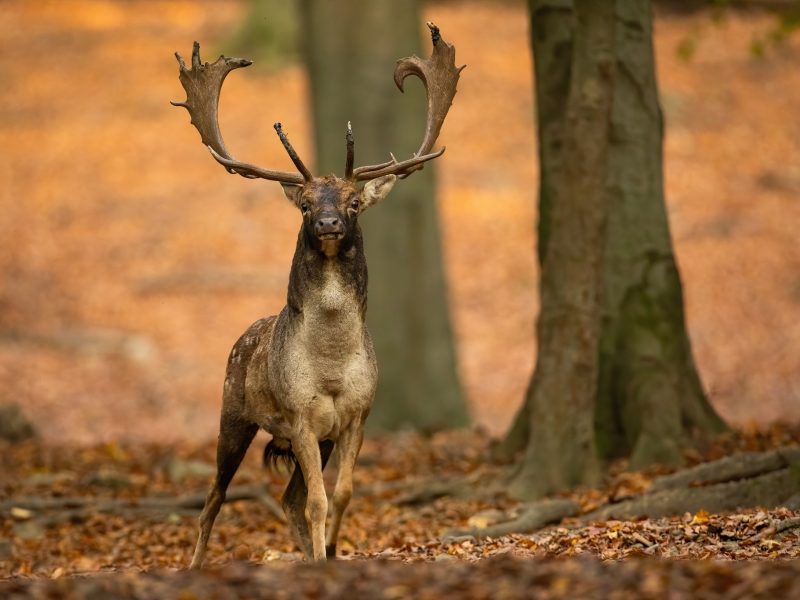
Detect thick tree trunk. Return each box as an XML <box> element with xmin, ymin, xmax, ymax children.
<box><xmin>492</xmin><ymin>0</ymin><xmax>573</xmax><ymax>464</ymax></box>
<box><xmin>505</xmin><ymin>0</ymin><xmax>726</xmax><ymax>498</ymax></box>
<box><xmin>507</xmin><ymin>0</ymin><xmax>616</xmax><ymax>499</ymax></box>
<box><xmin>300</xmin><ymin>0</ymin><xmax>468</xmax><ymax>431</ymax></box>
<box><xmin>593</xmin><ymin>0</ymin><xmax>726</xmax><ymax>469</ymax></box>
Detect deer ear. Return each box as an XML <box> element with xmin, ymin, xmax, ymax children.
<box><xmin>281</xmin><ymin>183</ymin><xmax>303</xmax><ymax>207</ymax></box>
<box><xmin>360</xmin><ymin>175</ymin><xmax>397</xmax><ymax>210</ymax></box>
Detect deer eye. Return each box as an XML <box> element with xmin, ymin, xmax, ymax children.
<box><xmin>300</xmin><ymin>203</ymin><xmax>309</xmax><ymax>214</ymax></box>
<box><xmin>350</xmin><ymin>199</ymin><xmax>360</xmax><ymax>211</ymax></box>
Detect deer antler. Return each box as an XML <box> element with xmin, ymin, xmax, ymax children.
<box><xmin>352</xmin><ymin>22</ymin><xmax>465</xmax><ymax>181</ymax></box>
<box><xmin>172</xmin><ymin>42</ymin><xmax>308</xmax><ymax>185</ymax></box>
<box><xmin>344</xmin><ymin>121</ymin><xmax>355</xmax><ymax>180</ymax></box>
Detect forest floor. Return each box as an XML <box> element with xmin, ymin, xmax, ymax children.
<box><xmin>2</xmin><ymin>427</ymin><xmax>800</xmax><ymax>596</ymax></box>
<box><xmin>2</xmin><ymin>1</ymin><xmax>800</xmax><ymax>443</ymax></box>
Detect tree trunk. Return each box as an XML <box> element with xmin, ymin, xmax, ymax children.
<box><xmin>594</xmin><ymin>0</ymin><xmax>727</xmax><ymax>469</ymax></box>
<box><xmin>508</xmin><ymin>0</ymin><xmax>616</xmax><ymax>499</ymax></box>
<box><xmin>299</xmin><ymin>0</ymin><xmax>468</xmax><ymax>431</ymax></box>
<box><xmin>223</xmin><ymin>0</ymin><xmax>300</xmax><ymax>70</ymax></box>
<box><xmin>505</xmin><ymin>0</ymin><xmax>727</xmax><ymax>498</ymax></box>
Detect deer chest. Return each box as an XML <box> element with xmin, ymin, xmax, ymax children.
<box><xmin>274</xmin><ymin>266</ymin><xmax>375</xmax><ymax>402</ymax></box>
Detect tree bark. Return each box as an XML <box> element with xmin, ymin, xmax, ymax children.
<box><xmin>505</xmin><ymin>0</ymin><xmax>727</xmax><ymax>498</ymax></box>
<box><xmin>648</xmin><ymin>448</ymin><xmax>800</xmax><ymax>492</ymax></box>
<box><xmin>594</xmin><ymin>0</ymin><xmax>726</xmax><ymax>470</ymax></box>
<box><xmin>299</xmin><ymin>0</ymin><xmax>468</xmax><ymax>432</ymax></box>
<box><xmin>492</xmin><ymin>0</ymin><xmax>573</xmax><ymax>464</ymax></box>
<box><xmin>508</xmin><ymin>0</ymin><xmax>616</xmax><ymax>499</ymax></box>
<box><xmin>583</xmin><ymin>463</ymin><xmax>800</xmax><ymax>521</ymax></box>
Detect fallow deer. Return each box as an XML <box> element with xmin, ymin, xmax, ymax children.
<box><xmin>172</xmin><ymin>23</ymin><xmax>463</xmax><ymax>566</ymax></box>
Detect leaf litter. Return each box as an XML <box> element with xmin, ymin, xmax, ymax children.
<box><xmin>1</xmin><ymin>427</ymin><xmax>799</xmax><ymax>597</ymax></box>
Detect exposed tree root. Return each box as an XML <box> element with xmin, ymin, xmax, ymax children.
<box><xmin>395</xmin><ymin>479</ymin><xmax>472</xmax><ymax>506</ymax></box>
<box><xmin>582</xmin><ymin>448</ymin><xmax>800</xmax><ymax>522</ymax></box>
<box><xmin>583</xmin><ymin>466</ymin><xmax>800</xmax><ymax>521</ymax></box>
<box><xmin>394</xmin><ymin>471</ymin><xmax>495</xmax><ymax>506</ymax></box>
<box><xmin>444</xmin><ymin>499</ymin><xmax>579</xmax><ymax>539</ymax></box>
<box><xmin>454</xmin><ymin>448</ymin><xmax>800</xmax><ymax>537</ymax></box>
<box><xmin>747</xmin><ymin>516</ymin><xmax>800</xmax><ymax>543</ymax></box>
<box><xmin>356</xmin><ymin>477</ymin><xmax>434</xmax><ymax>499</ymax></box>
<box><xmin>1</xmin><ymin>484</ymin><xmax>286</xmax><ymax>525</ymax></box>
<box><xmin>648</xmin><ymin>448</ymin><xmax>800</xmax><ymax>492</ymax></box>
<box><xmin>329</xmin><ymin>448</ymin><xmax>800</xmax><ymax>541</ymax></box>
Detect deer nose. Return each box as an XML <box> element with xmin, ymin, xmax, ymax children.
<box><xmin>314</xmin><ymin>216</ymin><xmax>343</xmax><ymax>236</ymax></box>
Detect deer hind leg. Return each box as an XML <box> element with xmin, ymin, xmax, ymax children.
<box><xmin>189</xmin><ymin>414</ymin><xmax>257</xmax><ymax>569</ymax></box>
<box><xmin>325</xmin><ymin>426</ymin><xmax>363</xmax><ymax>558</ymax></box>
<box><xmin>281</xmin><ymin>440</ymin><xmax>334</xmax><ymax>559</ymax></box>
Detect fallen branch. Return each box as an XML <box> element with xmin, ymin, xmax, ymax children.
<box><xmin>1</xmin><ymin>484</ymin><xmax>286</xmax><ymax>525</ymax></box>
<box><xmin>445</xmin><ymin>499</ymin><xmax>579</xmax><ymax>539</ymax></box>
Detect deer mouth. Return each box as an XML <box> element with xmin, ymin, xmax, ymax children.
<box><xmin>319</xmin><ymin>234</ymin><xmax>344</xmax><ymax>258</ymax></box>
<box><xmin>317</xmin><ymin>232</ymin><xmax>344</xmax><ymax>241</ymax></box>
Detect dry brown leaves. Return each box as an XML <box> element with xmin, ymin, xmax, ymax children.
<box><xmin>2</xmin><ymin>427</ymin><xmax>799</xmax><ymax>582</ymax></box>
<box><xmin>13</xmin><ymin>557</ymin><xmax>800</xmax><ymax>600</ymax></box>
<box><xmin>1</xmin><ymin>1</ymin><xmax>800</xmax><ymax>446</ymax></box>
<box><xmin>2</xmin><ymin>557</ymin><xmax>799</xmax><ymax>600</ymax></box>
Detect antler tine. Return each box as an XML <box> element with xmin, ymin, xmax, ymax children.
<box><xmin>172</xmin><ymin>42</ymin><xmax>305</xmax><ymax>185</ymax></box>
<box><xmin>353</xmin><ymin>22</ymin><xmax>464</xmax><ymax>181</ymax></box>
<box><xmin>344</xmin><ymin>121</ymin><xmax>355</xmax><ymax>180</ymax></box>
<box><xmin>354</xmin><ymin>148</ymin><xmax>446</xmax><ymax>181</ymax></box>
<box><xmin>273</xmin><ymin>123</ymin><xmax>313</xmax><ymax>182</ymax></box>
<box><xmin>353</xmin><ymin>156</ymin><xmax>395</xmax><ymax>176</ymax></box>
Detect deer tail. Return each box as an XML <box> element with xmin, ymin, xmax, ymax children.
<box><xmin>263</xmin><ymin>438</ymin><xmax>296</xmax><ymax>473</ymax></box>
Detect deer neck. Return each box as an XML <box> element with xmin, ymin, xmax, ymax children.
<box><xmin>286</xmin><ymin>226</ymin><xmax>368</xmax><ymax>324</ymax></box>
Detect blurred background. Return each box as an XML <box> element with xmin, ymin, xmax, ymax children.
<box><xmin>1</xmin><ymin>0</ymin><xmax>799</xmax><ymax>444</ymax></box>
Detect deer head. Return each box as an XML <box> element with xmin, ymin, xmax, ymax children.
<box><xmin>171</xmin><ymin>23</ymin><xmax>464</xmax><ymax>255</ymax></box>
<box><xmin>278</xmin><ymin>172</ymin><xmax>396</xmax><ymax>258</ymax></box>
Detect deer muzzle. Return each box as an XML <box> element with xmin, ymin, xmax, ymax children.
<box><xmin>314</xmin><ymin>216</ymin><xmax>344</xmax><ymax>240</ymax></box>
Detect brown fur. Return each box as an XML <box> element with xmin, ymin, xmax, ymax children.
<box><xmin>189</xmin><ymin>175</ymin><xmax>395</xmax><ymax>567</ymax></box>
<box><xmin>178</xmin><ymin>23</ymin><xmax>462</xmax><ymax>568</ymax></box>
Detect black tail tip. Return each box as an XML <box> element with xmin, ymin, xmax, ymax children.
<box><xmin>263</xmin><ymin>439</ymin><xmax>296</xmax><ymax>472</ymax></box>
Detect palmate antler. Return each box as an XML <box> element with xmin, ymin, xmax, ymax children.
<box><xmin>353</xmin><ymin>22</ymin><xmax>465</xmax><ymax>181</ymax></box>
<box><xmin>172</xmin><ymin>23</ymin><xmax>463</xmax><ymax>184</ymax></box>
<box><xmin>171</xmin><ymin>42</ymin><xmax>309</xmax><ymax>185</ymax></box>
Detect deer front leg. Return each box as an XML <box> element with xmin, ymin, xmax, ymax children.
<box><xmin>281</xmin><ymin>440</ymin><xmax>334</xmax><ymax>558</ymax></box>
<box><xmin>190</xmin><ymin>414</ymin><xmax>257</xmax><ymax>569</ymax></box>
<box><xmin>325</xmin><ymin>425</ymin><xmax>364</xmax><ymax>558</ymax></box>
<box><xmin>291</xmin><ymin>429</ymin><xmax>328</xmax><ymax>561</ymax></box>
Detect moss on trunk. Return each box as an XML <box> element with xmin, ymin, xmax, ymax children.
<box><xmin>505</xmin><ymin>0</ymin><xmax>727</xmax><ymax>498</ymax></box>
